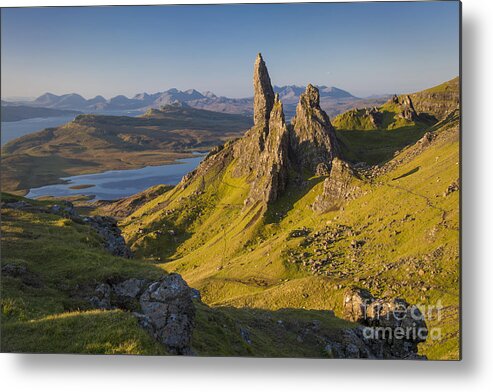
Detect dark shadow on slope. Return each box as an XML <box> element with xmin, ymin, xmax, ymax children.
<box><xmin>264</xmin><ymin>175</ymin><xmax>325</xmax><ymax>225</ymax></box>
<box><xmin>335</xmin><ymin>125</ymin><xmax>429</xmax><ymax>166</ymax></box>
<box><xmin>392</xmin><ymin>166</ymin><xmax>420</xmax><ymax>181</ymax></box>
<box><xmin>193</xmin><ymin>302</ymin><xmax>355</xmax><ymax>358</ymax></box>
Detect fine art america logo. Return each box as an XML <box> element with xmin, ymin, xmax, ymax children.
<box><xmin>360</xmin><ymin>300</ymin><xmax>443</xmax><ymax>342</ymax></box>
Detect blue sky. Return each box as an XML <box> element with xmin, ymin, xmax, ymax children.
<box><xmin>1</xmin><ymin>2</ymin><xmax>460</xmax><ymax>99</ymax></box>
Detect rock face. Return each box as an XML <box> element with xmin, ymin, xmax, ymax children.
<box><xmin>89</xmin><ymin>274</ymin><xmax>196</xmax><ymax>355</ymax></box>
<box><xmin>408</xmin><ymin>77</ymin><xmax>459</xmax><ymax>121</ymax></box>
<box><xmin>365</xmin><ymin>106</ymin><xmax>383</xmax><ymax>128</ymax></box>
<box><xmin>399</xmin><ymin>95</ymin><xmax>419</xmax><ymax>121</ymax></box>
<box><xmin>253</xmin><ymin>53</ymin><xmax>276</xmax><ymax>131</ymax></box>
<box><xmin>138</xmin><ymin>274</ymin><xmax>195</xmax><ymax>355</ymax></box>
<box><xmin>341</xmin><ymin>288</ymin><xmax>428</xmax><ymax>359</ymax></box>
<box><xmin>232</xmin><ymin>54</ymin><xmax>277</xmax><ymax>180</ymax></box>
<box><xmin>290</xmin><ymin>84</ymin><xmax>339</xmax><ymax>173</ymax></box>
<box><xmin>312</xmin><ymin>158</ymin><xmax>359</xmax><ymax>213</ymax></box>
<box><xmin>231</xmin><ymin>54</ymin><xmax>344</xmax><ymax>207</ymax></box>
<box><xmin>181</xmin><ymin>54</ymin><xmax>354</xmax><ymax>211</ymax></box>
<box><xmin>245</xmin><ymin>94</ymin><xmax>290</xmax><ymax>206</ymax></box>
<box><xmin>83</xmin><ymin>215</ymin><xmax>133</xmax><ymax>258</ymax></box>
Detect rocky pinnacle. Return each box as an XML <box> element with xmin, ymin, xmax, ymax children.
<box><xmin>291</xmin><ymin>84</ymin><xmax>339</xmax><ymax>174</ymax></box>
<box><xmin>253</xmin><ymin>53</ymin><xmax>275</xmax><ymax>130</ymax></box>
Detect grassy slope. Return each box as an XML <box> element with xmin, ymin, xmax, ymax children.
<box><xmin>0</xmin><ymin>195</ymin><xmax>165</xmax><ymax>354</ymax></box>
<box><xmin>1</xmin><ymin>106</ymin><xmax>252</xmax><ymax>194</ymax></box>
<box><xmin>1</xmin><ymin>194</ymin><xmax>354</xmax><ymax>356</ymax></box>
<box><xmin>121</xmin><ymin>107</ymin><xmax>459</xmax><ymax>359</ymax></box>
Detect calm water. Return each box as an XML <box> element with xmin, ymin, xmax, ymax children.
<box><xmin>1</xmin><ymin>116</ymin><xmax>76</xmax><ymax>146</ymax></box>
<box><xmin>1</xmin><ymin>110</ymin><xmax>143</xmax><ymax>146</ymax></box>
<box><xmin>26</xmin><ymin>155</ymin><xmax>204</xmax><ymax>201</ymax></box>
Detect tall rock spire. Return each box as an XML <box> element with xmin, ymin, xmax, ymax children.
<box><xmin>246</xmin><ymin>94</ymin><xmax>290</xmax><ymax>205</ymax></box>
<box><xmin>290</xmin><ymin>84</ymin><xmax>339</xmax><ymax>175</ymax></box>
<box><xmin>253</xmin><ymin>53</ymin><xmax>275</xmax><ymax>130</ymax></box>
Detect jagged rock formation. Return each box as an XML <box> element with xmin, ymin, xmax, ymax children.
<box><xmin>408</xmin><ymin>77</ymin><xmax>459</xmax><ymax>121</ymax></box>
<box><xmin>342</xmin><ymin>288</ymin><xmax>428</xmax><ymax>359</ymax></box>
<box><xmin>398</xmin><ymin>95</ymin><xmax>419</xmax><ymax>121</ymax></box>
<box><xmin>178</xmin><ymin>53</ymin><xmax>352</xmax><ymax>210</ymax></box>
<box><xmin>312</xmin><ymin>158</ymin><xmax>359</xmax><ymax>213</ymax></box>
<box><xmin>290</xmin><ymin>84</ymin><xmax>339</xmax><ymax>174</ymax></box>
<box><xmin>245</xmin><ymin>94</ymin><xmax>290</xmax><ymax>206</ymax></box>
<box><xmin>89</xmin><ymin>274</ymin><xmax>196</xmax><ymax>355</ymax></box>
<box><xmin>253</xmin><ymin>53</ymin><xmax>276</xmax><ymax>131</ymax></box>
<box><xmin>365</xmin><ymin>106</ymin><xmax>383</xmax><ymax>128</ymax></box>
<box><xmin>231</xmin><ymin>54</ymin><xmax>343</xmax><ymax>206</ymax></box>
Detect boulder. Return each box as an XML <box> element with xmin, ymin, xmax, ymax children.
<box><xmin>342</xmin><ymin>287</ymin><xmax>428</xmax><ymax>359</ymax></box>
<box><xmin>312</xmin><ymin>158</ymin><xmax>359</xmax><ymax>213</ymax></box>
<box><xmin>138</xmin><ymin>274</ymin><xmax>195</xmax><ymax>354</ymax></box>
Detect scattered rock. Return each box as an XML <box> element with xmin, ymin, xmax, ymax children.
<box><xmin>443</xmin><ymin>180</ymin><xmax>459</xmax><ymax>196</ymax></box>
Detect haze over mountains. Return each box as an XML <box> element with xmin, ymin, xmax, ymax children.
<box><xmin>3</xmin><ymin>85</ymin><xmax>389</xmax><ymax>119</ymax></box>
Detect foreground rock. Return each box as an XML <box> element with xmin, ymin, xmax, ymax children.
<box><xmin>340</xmin><ymin>287</ymin><xmax>428</xmax><ymax>359</ymax></box>
<box><xmin>89</xmin><ymin>274</ymin><xmax>196</xmax><ymax>355</ymax></box>
<box><xmin>138</xmin><ymin>274</ymin><xmax>195</xmax><ymax>355</ymax></box>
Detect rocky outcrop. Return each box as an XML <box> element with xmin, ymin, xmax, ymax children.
<box><xmin>253</xmin><ymin>53</ymin><xmax>275</xmax><ymax>131</ymax></box>
<box><xmin>409</xmin><ymin>77</ymin><xmax>459</xmax><ymax>121</ymax></box>
<box><xmin>1</xmin><ymin>200</ymin><xmax>133</xmax><ymax>258</ymax></box>
<box><xmin>89</xmin><ymin>273</ymin><xmax>196</xmax><ymax>355</ymax></box>
<box><xmin>138</xmin><ymin>274</ymin><xmax>195</xmax><ymax>355</ymax></box>
<box><xmin>83</xmin><ymin>215</ymin><xmax>133</xmax><ymax>258</ymax></box>
<box><xmin>1</xmin><ymin>263</ymin><xmax>43</xmax><ymax>288</ymax></box>
<box><xmin>398</xmin><ymin>95</ymin><xmax>419</xmax><ymax>121</ymax></box>
<box><xmin>232</xmin><ymin>53</ymin><xmax>278</xmax><ymax>180</ymax></box>
<box><xmin>245</xmin><ymin>94</ymin><xmax>290</xmax><ymax>206</ymax></box>
<box><xmin>181</xmin><ymin>54</ymin><xmax>353</xmax><ymax>210</ymax></box>
<box><xmin>312</xmin><ymin>158</ymin><xmax>359</xmax><ymax>213</ymax></box>
<box><xmin>290</xmin><ymin>84</ymin><xmax>339</xmax><ymax>174</ymax></box>
<box><xmin>230</xmin><ymin>54</ymin><xmax>292</xmax><ymax>206</ymax></box>
<box><xmin>340</xmin><ymin>288</ymin><xmax>428</xmax><ymax>359</ymax></box>
<box><xmin>365</xmin><ymin>106</ymin><xmax>383</xmax><ymax>128</ymax></box>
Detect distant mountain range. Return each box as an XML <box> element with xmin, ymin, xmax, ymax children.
<box><xmin>2</xmin><ymin>86</ymin><xmax>390</xmax><ymax>119</ymax></box>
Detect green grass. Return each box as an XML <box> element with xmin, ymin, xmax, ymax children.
<box><xmin>193</xmin><ymin>303</ymin><xmax>354</xmax><ymax>358</ymax></box>
<box><xmin>2</xmin><ymin>310</ymin><xmax>166</xmax><ymax>355</ymax></box>
<box><xmin>1</xmin><ymin>194</ymin><xmax>354</xmax><ymax>357</ymax></box>
<box><xmin>1</xmin><ymin>78</ymin><xmax>460</xmax><ymax>359</ymax></box>
<box><xmin>119</xmin><ymin>109</ymin><xmax>459</xmax><ymax>359</ymax></box>
<box><xmin>0</xmin><ymin>200</ymin><xmax>166</xmax><ymax>354</ymax></box>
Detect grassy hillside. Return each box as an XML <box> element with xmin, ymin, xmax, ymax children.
<box><xmin>119</xmin><ymin>105</ymin><xmax>459</xmax><ymax>359</ymax></box>
<box><xmin>1</xmin><ymin>106</ymin><xmax>252</xmax><ymax>194</ymax></box>
<box><xmin>409</xmin><ymin>77</ymin><xmax>460</xmax><ymax>120</ymax></box>
<box><xmin>2</xmin><ymin>77</ymin><xmax>460</xmax><ymax>359</ymax></box>
<box><xmin>1</xmin><ymin>193</ymin><xmax>356</xmax><ymax>356</ymax></box>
